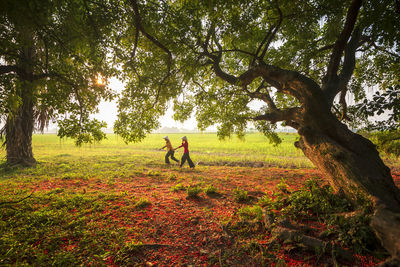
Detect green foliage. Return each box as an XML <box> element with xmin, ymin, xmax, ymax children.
<box><xmin>187</xmin><ymin>185</ymin><xmax>202</xmax><ymax>198</ymax></box>
<box><xmin>238</xmin><ymin>205</ymin><xmax>263</xmax><ymax>221</ymax></box>
<box><xmin>168</xmin><ymin>173</ymin><xmax>178</xmax><ymax>181</ymax></box>
<box><xmin>233</xmin><ymin>187</ymin><xmax>249</xmax><ymax>203</ymax></box>
<box><xmin>134</xmin><ymin>198</ymin><xmax>151</xmax><ymax>209</ymax></box>
<box><xmin>357</xmin><ymin>85</ymin><xmax>400</xmax><ymax>131</ymax></box>
<box><xmin>146</xmin><ymin>170</ymin><xmax>161</xmax><ymax>177</ymax></box>
<box><xmin>114</xmin><ymin>240</ymin><xmax>143</xmax><ymax>265</ymax></box>
<box><xmin>171</xmin><ymin>183</ymin><xmax>186</xmax><ymax>192</ymax></box>
<box><xmin>363</xmin><ymin>129</ymin><xmax>400</xmax><ymax>157</ymax></box>
<box><xmin>0</xmin><ymin>0</ymin><xmax>117</xmax><ymax>149</ymax></box>
<box><xmin>279</xmin><ymin>179</ymin><xmax>351</xmax><ymax>217</ymax></box>
<box><xmin>257</xmin><ymin>195</ymin><xmax>274</xmax><ymax>207</ymax></box>
<box><xmin>263</xmin><ymin>179</ymin><xmax>378</xmax><ymax>254</ymax></box>
<box><xmin>204</xmin><ymin>184</ymin><xmax>218</xmax><ymax>195</ymax></box>
<box><xmin>111</xmin><ymin>0</ymin><xmax>400</xmax><ymax>143</ymax></box>
<box><xmin>276</xmin><ymin>178</ymin><xmax>290</xmax><ymax>193</ymax></box>
<box><xmin>57</xmin><ymin>115</ymin><xmax>107</xmax><ymax>146</ymax></box>
<box><xmin>254</xmin><ymin>119</ymin><xmax>282</xmax><ymax>146</ymax></box>
<box><xmin>325</xmin><ymin>213</ymin><xmax>379</xmax><ymax>254</ymax></box>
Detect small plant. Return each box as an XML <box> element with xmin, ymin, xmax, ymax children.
<box><xmin>276</xmin><ymin>178</ymin><xmax>290</xmax><ymax>193</ymax></box>
<box><xmin>324</xmin><ymin>212</ymin><xmax>379</xmax><ymax>253</ymax></box>
<box><xmin>171</xmin><ymin>183</ymin><xmax>186</xmax><ymax>192</ymax></box>
<box><xmin>238</xmin><ymin>205</ymin><xmax>263</xmax><ymax>221</ymax></box>
<box><xmin>134</xmin><ymin>198</ymin><xmax>151</xmax><ymax>209</ymax></box>
<box><xmin>187</xmin><ymin>185</ymin><xmax>202</xmax><ymax>198</ymax></box>
<box><xmin>234</xmin><ymin>187</ymin><xmax>249</xmax><ymax>202</ymax></box>
<box><xmin>168</xmin><ymin>173</ymin><xmax>178</xmax><ymax>181</ymax></box>
<box><xmin>115</xmin><ymin>240</ymin><xmax>143</xmax><ymax>264</ymax></box>
<box><xmin>204</xmin><ymin>184</ymin><xmax>218</xmax><ymax>195</ymax></box>
<box><xmin>257</xmin><ymin>195</ymin><xmax>273</xmax><ymax>207</ymax></box>
<box><xmin>147</xmin><ymin>170</ymin><xmax>161</xmax><ymax>176</ymax></box>
<box><xmin>281</xmin><ymin>179</ymin><xmax>351</xmax><ymax>217</ymax></box>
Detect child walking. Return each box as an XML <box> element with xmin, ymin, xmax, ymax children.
<box><xmin>160</xmin><ymin>136</ymin><xmax>179</xmax><ymax>164</ymax></box>
<box><xmin>174</xmin><ymin>136</ymin><xmax>195</xmax><ymax>168</ymax></box>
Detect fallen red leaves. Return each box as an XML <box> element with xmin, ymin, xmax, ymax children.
<box><xmin>9</xmin><ymin>167</ymin><xmax>400</xmax><ymax>266</ymax></box>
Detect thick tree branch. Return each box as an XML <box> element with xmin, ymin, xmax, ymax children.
<box><xmin>339</xmin><ymin>88</ymin><xmax>350</xmax><ymax>121</ymax></box>
<box><xmin>244</xmin><ymin>80</ymin><xmax>278</xmax><ymax>110</ymax></box>
<box><xmin>203</xmin><ymin>22</ymin><xmax>214</xmax><ymax>52</ymax></box>
<box><xmin>338</xmin><ymin>28</ymin><xmax>360</xmax><ymax>86</ymax></box>
<box><xmin>238</xmin><ymin>63</ymin><xmax>322</xmax><ymax>102</ymax></box>
<box><xmin>212</xmin><ymin>59</ymin><xmax>238</xmax><ymax>85</ymax></box>
<box><xmin>323</xmin><ymin>0</ymin><xmax>362</xmax><ymax>85</ymax></box>
<box><xmin>325</xmin><ymin>28</ymin><xmax>360</xmax><ymax>103</ymax></box>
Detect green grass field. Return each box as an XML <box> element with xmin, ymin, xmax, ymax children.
<box><xmin>1</xmin><ymin>132</ymin><xmax>312</xmax><ymax>171</ymax></box>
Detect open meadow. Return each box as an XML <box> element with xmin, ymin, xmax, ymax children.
<box><xmin>1</xmin><ymin>133</ymin><xmax>399</xmax><ymax>266</ymax></box>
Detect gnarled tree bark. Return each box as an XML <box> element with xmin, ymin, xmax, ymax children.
<box><xmin>294</xmin><ymin>102</ymin><xmax>400</xmax><ymax>263</ymax></box>
<box><xmin>4</xmin><ymin>31</ymin><xmax>37</xmax><ymax>166</ymax></box>
<box><xmin>5</xmin><ymin>82</ymin><xmax>36</xmax><ymax>166</ymax></box>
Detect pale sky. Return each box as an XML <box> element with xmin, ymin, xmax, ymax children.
<box><xmin>94</xmin><ymin>77</ymin><xmax>200</xmax><ymax>130</ymax></box>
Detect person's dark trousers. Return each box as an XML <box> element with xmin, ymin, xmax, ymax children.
<box><xmin>165</xmin><ymin>150</ymin><xmax>179</xmax><ymax>164</ymax></box>
<box><xmin>180</xmin><ymin>152</ymin><xmax>195</xmax><ymax>168</ymax></box>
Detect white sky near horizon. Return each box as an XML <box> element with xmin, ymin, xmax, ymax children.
<box><xmin>94</xmin><ymin>77</ymin><xmax>201</xmax><ymax>131</ymax></box>
<box><xmin>93</xmin><ymin>77</ymin><xmax>266</xmax><ymax>132</ymax></box>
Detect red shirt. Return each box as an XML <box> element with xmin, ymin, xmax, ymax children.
<box><xmin>178</xmin><ymin>141</ymin><xmax>189</xmax><ymax>153</ymax></box>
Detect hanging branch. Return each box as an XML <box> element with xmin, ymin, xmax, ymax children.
<box><xmin>322</xmin><ymin>0</ymin><xmax>362</xmax><ymax>86</ymax></box>
<box><xmin>129</xmin><ymin>0</ymin><xmax>173</xmax><ymax>106</ymax></box>
<box><xmin>259</xmin><ymin>4</ymin><xmax>283</xmax><ymax>61</ymax></box>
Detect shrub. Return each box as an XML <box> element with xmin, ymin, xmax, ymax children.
<box><xmin>204</xmin><ymin>184</ymin><xmax>218</xmax><ymax>195</ymax></box>
<box><xmin>257</xmin><ymin>195</ymin><xmax>273</xmax><ymax>207</ymax></box>
<box><xmin>171</xmin><ymin>183</ymin><xmax>186</xmax><ymax>192</ymax></box>
<box><xmin>115</xmin><ymin>240</ymin><xmax>143</xmax><ymax>265</ymax></box>
<box><xmin>281</xmin><ymin>179</ymin><xmax>351</xmax><ymax>217</ymax></box>
<box><xmin>361</xmin><ymin>129</ymin><xmax>400</xmax><ymax>157</ymax></box>
<box><xmin>134</xmin><ymin>198</ymin><xmax>151</xmax><ymax>209</ymax></box>
<box><xmin>238</xmin><ymin>205</ymin><xmax>263</xmax><ymax>221</ymax></box>
<box><xmin>187</xmin><ymin>185</ymin><xmax>202</xmax><ymax>198</ymax></box>
<box><xmin>233</xmin><ymin>187</ymin><xmax>249</xmax><ymax>202</ymax></box>
<box><xmin>276</xmin><ymin>178</ymin><xmax>290</xmax><ymax>193</ymax></box>
<box><xmin>263</xmin><ymin>178</ymin><xmax>378</xmax><ymax>254</ymax></box>
<box><xmin>168</xmin><ymin>173</ymin><xmax>178</xmax><ymax>181</ymax></box>
<box><xmin>325</xmin><ymin>213</ymin><xmax>379</xmax><ymax>253</ymax></box>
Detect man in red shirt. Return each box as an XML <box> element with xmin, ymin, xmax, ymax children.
<box><xmin>175</xmin><ymin>136</ymin><xmax>195</xmax><ymax>168</ymax></box>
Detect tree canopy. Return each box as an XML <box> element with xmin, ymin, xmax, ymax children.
<box><xmin>0</xmin><ymin>0</ymin><xmax>117</xmax><ymax>147</ymax></box>
<box><xmin>113</xmin><ymin>0</ymin><xmax>399</xmax><ymax>143</ymax></box>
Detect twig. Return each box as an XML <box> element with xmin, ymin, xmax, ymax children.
<box><xmin>0</xmin><ymin>190</ymin><xmax>35</xmax><ymax>206</ymax></box>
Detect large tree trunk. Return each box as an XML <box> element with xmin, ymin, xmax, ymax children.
<box><xmin>295</xmin><ymin>113</ymin><xmax>400</xmax><ymax>264</ymax></box>
<box><xmin>5</xmin><ymin>82</ymin><xmax>36</xmax><ymax>166</ymax></box>
<box><xmin>5</xmin><ymin>30</ymin><xmax>37</xmax><ymax>166</ymax></box>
